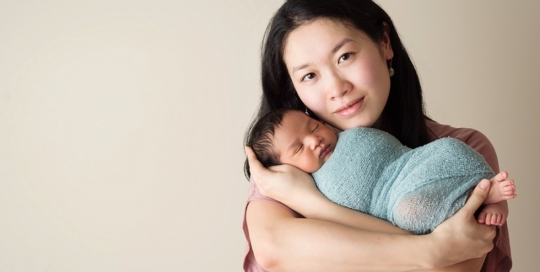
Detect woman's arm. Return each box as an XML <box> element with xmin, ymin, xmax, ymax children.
<box><xmin>247</xmin><ymin>201</ymin><xmax>434</xmax><ymax>271</ymax></box>
<box><xmin>245</xmin><ymin>147</ymin><xmax>495</xmax><ymax>271</ymax></box>
<box><xmin>247</xmin><ymin>180</ymin><xmax>493</xmax><ymax>272</ymax></box>
<box><xmin>264</xmin><ymin>179</ymin><xmax>489</xmax><ymax>271</ymax></box>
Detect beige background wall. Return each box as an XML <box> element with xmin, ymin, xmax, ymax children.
<box><xmin>0</xmin><ymin>0</ymin><xmax>538</xmax><ymax>271</ymax></box>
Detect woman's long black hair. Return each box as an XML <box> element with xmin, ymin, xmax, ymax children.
<box><xmin>245</xmin><ymin>0</ymin><xmax>434</xmax><ymax>179</ymax></box>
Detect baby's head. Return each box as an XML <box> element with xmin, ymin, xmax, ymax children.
<box><xmin>247</xmin><ymin>108</ymin><xmax>337</xmax><ymax>173</ymax></box>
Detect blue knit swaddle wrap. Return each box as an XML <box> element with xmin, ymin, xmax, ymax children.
<box><xmin>312</xmin><ymin>127</ymin><xmax>494</xmax><ymax>234</ymax></box>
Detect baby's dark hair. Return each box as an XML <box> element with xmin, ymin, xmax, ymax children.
<box><xmin>244</xmin><ymin>108</ymin><xmax>295</xmax><ymax>179</ymax></box>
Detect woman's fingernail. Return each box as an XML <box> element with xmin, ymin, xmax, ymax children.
<box><xmin>479</xmin><ymin>179</ymin><xmax>489</xmax><ymax>189</ymax></box>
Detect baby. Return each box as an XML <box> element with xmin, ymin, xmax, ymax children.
<box><xmin>246</xmin><ymin>108</ymin><xmax>516</xmax><ymax>234</ymax></box>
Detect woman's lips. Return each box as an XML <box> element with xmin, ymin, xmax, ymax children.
<box><xmin>335</xmin><ymin>98</ymin><xmax>364</xmax><ymax>117</ymax></box>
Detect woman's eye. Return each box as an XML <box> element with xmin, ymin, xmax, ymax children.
<box><xmin>302</xmin><ymin>73</ymin><xmax>315</xmax><ymax>82</ymax></box>
<box><xmin>312</xmin><ymin>124</ymin><xmax>319</xmax><ymax>133</ymax></box>
<box><xmin>339</xmin><ymin>53</ymin><xmax>352</xmax><ymax>63</ymax></box>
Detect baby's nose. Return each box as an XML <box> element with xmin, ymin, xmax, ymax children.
<box><xmin>306</xmin><ymin>135</ymin><xmax>322</xmax><ymax>149</ymax></box>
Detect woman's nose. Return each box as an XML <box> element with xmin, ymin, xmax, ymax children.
<box><xmin>327</xmin><ymin>71</ymin><xmax>351</xmax><ymax>100</ymax></box>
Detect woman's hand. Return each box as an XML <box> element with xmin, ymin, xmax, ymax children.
<box><xmin>429</xmin><ymin>179</ymin><xmax>496</xmax><ymax>268</ymax></box>
<box><xmin>245</xmin><ymin>146</ymin><xmax>325</xmax><ymax>212</ymax></box>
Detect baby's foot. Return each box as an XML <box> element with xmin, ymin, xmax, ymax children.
<box><xmin>477</xmin><ymin>203</ymin><xmax>507</xmax><ymax>226</ymax></box>
<box><xmin>484</xmin><ymin>171</ymin><xmax>517</xmax><ymax>205</ymax></box>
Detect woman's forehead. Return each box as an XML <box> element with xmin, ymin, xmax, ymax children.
<box><xmin>283</xmin><ymin>19</ymin><xmax>370</xmax><ymax>66</ymax></box>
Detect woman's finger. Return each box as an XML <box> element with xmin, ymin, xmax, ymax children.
<box><xmin>245</xmin><ymin>146</ymin><xmax>264</xmax><ymax>170</ymax></box>
<box><xmin>245</xmin><ymin>146</ymin><xmax>273</xmax><ymax>192</ymax></box>
<box><xmin>461</xmin><ymin>179</ymin><xmax>491</xmax><ymax>216</ymax></box>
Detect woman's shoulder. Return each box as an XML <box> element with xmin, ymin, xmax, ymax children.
<box><xmin>426</xmin><ymin>119</ymin><xmax>499</xmax><ymax>172</ymax></box>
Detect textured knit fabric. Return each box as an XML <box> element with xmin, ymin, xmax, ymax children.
<box><xmin>242</xmin><ymin>120</ymin><xmax>511</xmax><ymax>272</ymax></box>
<box><xmin>312</xmin><ymin>127</ymin><xmax>494</xmax><ymax>234</ymax></box>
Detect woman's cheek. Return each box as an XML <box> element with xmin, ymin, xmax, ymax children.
<box><xmin>297</xmin><ymin>86</ymin><xmax>323</xmax><ymax>111</ymax></box>
<box><xmin>354</xmin><ymin>60</ymin><xmax>379</xmax><ymax>87</ymax></box>
<box><xmin>306</xmin><ymin>97</ymin><xmax>328</xmax><ymax>118</ymax></box>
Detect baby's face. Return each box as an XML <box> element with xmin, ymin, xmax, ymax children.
<box><xmin>273</xmin><ymin>111</ymin><xmax>337</xmax><ymax>173</ymax></box>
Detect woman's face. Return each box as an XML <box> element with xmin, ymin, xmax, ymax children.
<box><xmin>283</xmin><ymin>19</ymin><xmax>393</xmax><ymax>130</ymax></box>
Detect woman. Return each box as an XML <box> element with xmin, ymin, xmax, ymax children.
<box><xmin>243</xmin><ymin>0</ymin><xmax>511</xmax><ymax>271</ymax></box>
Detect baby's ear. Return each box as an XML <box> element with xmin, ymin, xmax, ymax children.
<box><xmin>323</xmin><ymin>122</ymin><xmax>341</xmax><ymax>133</ymax></box>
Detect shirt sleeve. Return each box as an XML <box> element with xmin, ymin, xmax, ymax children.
<box><xmin>242</xmin><ymin>179</ymin><xmax>303</xmax><ymax>272</ymax></box>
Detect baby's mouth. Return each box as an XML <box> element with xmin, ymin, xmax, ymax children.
<box><xmin>320</xmin><ymin>144</ymin><xmax>331</xmax><ymax>158</ymax></box>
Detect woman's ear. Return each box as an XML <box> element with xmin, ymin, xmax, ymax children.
<box><xmin>381</xmin><ymin>22</ymin><xmax>394</xmax><ymax>60</ymax></box>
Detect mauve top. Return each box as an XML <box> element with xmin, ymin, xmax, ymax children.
<box><xmin>242</xmin><ymin>120</ymin><xmax>512</xmax><ymax>272</ymax></box>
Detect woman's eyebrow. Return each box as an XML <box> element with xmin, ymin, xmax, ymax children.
<box><xmin>292</xmin><ymin>63</ymin><xmax>310</xmax><ymax>74</ymax></box>
<box><xmin>291</xmin><ymin>38</ymin><xmax>354</xmax><ymax>73</ymax></box>
<box><xmin>332</xmin><ymin>38</ymin><xmax>354</xmax><ymax>53</ymax></box>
